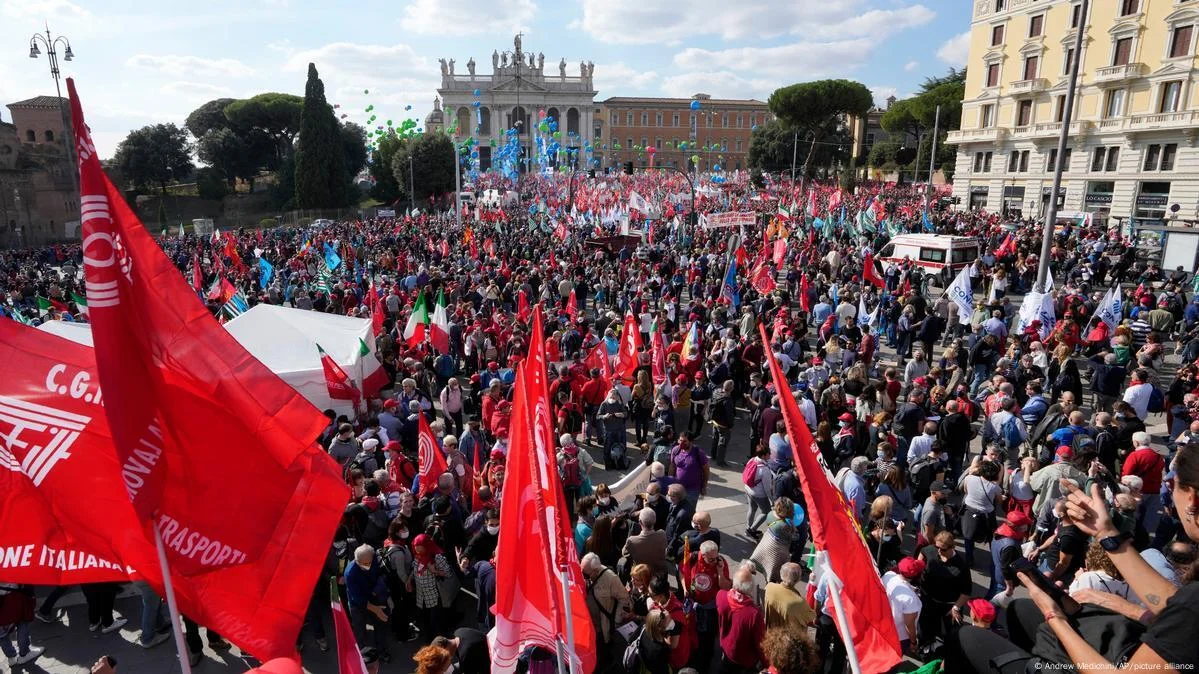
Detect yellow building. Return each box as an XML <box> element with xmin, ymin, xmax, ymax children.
<box><xmin>948</xmin><ymin>0</ymin><xmax>1199</xmax><ymax>228</ymax></box>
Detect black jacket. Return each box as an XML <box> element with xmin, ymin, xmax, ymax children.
<box><xmin>937</xmin><ymin>412</ymin><xmax>974</xmax><ymax>458</ymax></box>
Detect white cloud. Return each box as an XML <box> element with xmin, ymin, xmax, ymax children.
<box><xmin>127</xmin><ymin>54</ymin><xmax>255</xmax><ymax>78</ymax></box>
<box><xmin>904</xmin><ymin>60</ymin><xmax>919</xmax><ymax>72</ymax></box>
<box><xmin>869</xmin><ymin>85</ymin><xmax>899</xmax><ymax>108</ymax></box>
<box><xmin>659</xmin><ymin>71</ymin><xmax>778</xmax><ymax>101</ymax></box>
<box><xmin>579</xmin><ymin>0</ymin><xmax>933</xmax><ymax>44</ymax></box>
<box><xmin>592</xmin><ymin>62</ymin><xmax>659</xmax><ymax>95</ymax></box>
<box><xmin>937</xmin><ymin>31</ymin><xmax>971</xmax><ymax>67</ymax></box>
<box><xmin>400</xmin><ymin>0</ymin><xmax>535</xmax><ymax>35</ymax></box>
<box><xmin>160</xmin><ymin>81</ymin><xmax>235</xmax><ymax>102</ymax></box>
<box><xmin>673</xmin><ymin>39</ymin><xmax>875</xmax><ymax>79</ymax></box>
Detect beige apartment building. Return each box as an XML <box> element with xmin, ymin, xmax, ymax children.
<box><xmin>948</xmin><ymin>0</ymin><xmax>1199</xmax><ymax>229</ymax></box>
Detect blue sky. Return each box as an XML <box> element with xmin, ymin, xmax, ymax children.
<box><xmin>1</xmin><ymin>0</ymin><xmax>973</xmax><ymax>159</ymax></box>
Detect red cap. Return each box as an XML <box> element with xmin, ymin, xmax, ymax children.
<box><xmin>968</xmin><ymin>598</ymin><xmax>996</xmax><ymax>622</ymax></box>
<box><xmin>383</xmin><ymin>399</ymin><xmax>398</xmax><ymax>409</ymax></box>
<box><xmin>838</xmin><ymin>412</ymin><xmax>855</xmax><ymax>423</ymax></box>
<box><xmin>897</xmin><ymin>557</ymin><xmax>925</xmax><ymax>580</ymax></box>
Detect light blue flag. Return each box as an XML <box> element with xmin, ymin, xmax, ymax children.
<box><xmin>922</xmin><ymin>210</ymin><xmax>935</xmax><ymax>232</ymax></box>
<box><xmin>721</xmin><ymin>257</ymin><xmax>740</xmax><ymax>309</ymax></box>
<box><xmin>323</xmin><ymin>242</ymin><xmax>342</xmax><ymax>271</ymax></box>
<box><xmin>258</xmin><ymin>257</ymin><xmax>274</xmax><ymax>289</ymax></box>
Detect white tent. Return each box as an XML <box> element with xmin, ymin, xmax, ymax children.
<box><xmin>37</xmin><ymin>305</ymin><xmax>385</xmax><ymax>418</ymax></box>
<box><xmin>225</xmin><ymin>305</ymin><xmax>384</xmax><ymax>418</ymax></box>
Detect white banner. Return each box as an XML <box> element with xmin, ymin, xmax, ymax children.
<box><xmin>377</xmin><ymin>209</ymin><xmax>396</xmax><ymax>218</ymax></box>
<box><xmin>947</xmin><ymin>266</ymin><xmax>975</xmax><ymax>325</ymax></box>
<box><xmin>1017</xmin><ymin>291</ymin><xmax>1056</xmax><ymax>338</ymax></box>
<box><xmin>705</xmin><ymin>212</ymin><xmax>756</xmax><ymax>228</ymax></box>
<box><xmin>1094</xmin><ymin>286</ymin><xmax>1124</xmax><ymax>331</ymax></box>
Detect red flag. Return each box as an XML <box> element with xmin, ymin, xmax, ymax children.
<box><xmin>69</xmin><ymin>79</ymin><xmax>329</xmax><ymax>575</ymax></box>
<box><xmin>565</xmin><ymin>289</ymin><xmax>578</xmax><ymax>320</ymax></box>
<box><xmin>318</xmin><ymin>344</ymin><xmax>362</xmax><ymax>409</ymax></box>
<box><xmin>417</xmin><ymin>414</ymin><xmax>447</xmax><ymax>498</ymax></box>
<box><xmin>484</xmin><ymin>237</ymin><xmax>496</xmax><ymax>258</ymax></box>
<box><xmin>366</xmin><ymin>283</ymin><xmax>385</xmax><ymax>336</ymax></box>
<box><xmin>614</xmin><ymin>312</ymin><xmax>643</xmax><ymax>384</ymax></box>
<box><xmin>759</xmin><ymin>324</ymin><xmax>902</xmax><ymax>673</ymax></box>
<box><xmin>647</xmin><ymin>219</ymin><xmax>655</xmax><ymax>245</ymax></box>
<box><xmin>772</xmin><ymin>237</ymin><xmax>788</xmax><ymax>267</ymax></box>
<box><xmin>733</xmin><ymin>243</ymin><xmax>749</xmax><ymax>269</ymax></box>
<box><xmin>548</xmin><ymin>249</ymin><xmax>557</xmax><ymax>270</ymax></box>
<box><xmin>247</xmin><ymin>660</ymin><xmax>305</xmax><ymax>674</ymax></box>
<box><xmin>470</xmin><ymin>238</ymin><xmax>479</xmax><ymax>260</ymax></box>
<box><xmin>996</xmin><ymin>233</ymin><xmax>1016</xmax><ymax>258</ymax></box>
<box><xmin>650</xmin><ymin>325</ymin><xmax>667</xmax><ymax>386</ymax></box>
<box><xmin>863</xmin><ymin>252</ymin><xmax>885</xmax><ymax>289</ymax></box>
<box><xmin>554</xmin><ymin>221</ymin><xmax>568</xmax><ymax>242</ymax></box>
<box><xmin>517</xmin><ymin>290</ymin><xmax>532</xmax><ymax>323</ymax></box>
<box><xmin>585</xmin><ymin>341</ymin><xmax>612</xmax><ymax>387</ymax></box>
<box><xmin>440</xmin><ymin>239</ymin><xmax>450</xmax><ymax>258</ymax></box>
<box><xmin>771</xmin><ymin>308</ymin><xmax>788</xmax><ymax>344</ymax></box>
<box><xmin>0</xmin><ymin>320</ymin><xmax>348</xmax><ymax>661</ymax></box>
<box><xmin>800</xmin><ymin>274</ymin><xmax>812</xmax><ymax>313</ymax></box>
<box><xmin>191</xmin><ymin>254</ymin><xmax>203</xmax><ymax>292</ymax></box>
<box><xmin>751</xmin><ymin>258</ymin><xmax>777</xmax><ymax>294</ymax></box>
<box><xmin>491</xmin><ymin>308</ymin><xmax>595</xmax><ymax>672</ymax></box>
<box><xmin>331</xmin><ymin>597</ymin><xmax>369</xmax><ymax>674</ymax></box>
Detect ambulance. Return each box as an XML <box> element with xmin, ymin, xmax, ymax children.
<box><xmin>875</xmin><ymin>234</ymin><xmax>980</xmax><ymax>275</ymax></box>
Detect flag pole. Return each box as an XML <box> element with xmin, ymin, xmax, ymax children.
<box><xmin>154</xmin><ymin>522</ymin><xmax>194</xmax><ymax>674</ymax></box>
<box><xmin>819</xmin><ymin>551</ymin><xmax>862</xmax><ymax>674</ymax></box>
<box><xmin>558</xmin><ymin>565</ymin><xmax>577</xmax><ymax>674</ymax></box>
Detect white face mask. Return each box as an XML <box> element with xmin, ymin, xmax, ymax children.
<box><xmin>399</xmin><ymin>530</ymin><xmax>410</xmax><ymax>539</ymax></box>
<box><xmin>486</xmin><ymin>525</ymin><xmax>500</xmax><ymax>535</ymax></box>
<box><xmin>648</xmin><ymin>494</ymin><xmax>660</xmax><ymax>503</ymax></box>
<box><xmin>599</xmin><ymin>496</ymin><xmax>611</xmax><ymax>506</ymax></box>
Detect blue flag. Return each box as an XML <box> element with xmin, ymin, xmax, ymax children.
<box><xmin>258</xmin><ymin>257</ymin><xmax>274</xmax><ymax>289</ymax></box>
<box><xmin>721</xmin><ymin>257</ymin><xmax>740</xmax><ymax>309</ymax></box>
<box><xmin>323</xmin><ymin>242</ymin><xmax>342</xmax><ymax>271</ymax></box>
<box><xmin>922</xmin><ymin>210</ymin><xmax>935</xmax><ymax>232</ymax></box>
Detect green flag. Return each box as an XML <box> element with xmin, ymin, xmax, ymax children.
<box><xmin>358</xmin><ymin>337</ymin><xmax>370</xmax><ymax>357</ymax></box>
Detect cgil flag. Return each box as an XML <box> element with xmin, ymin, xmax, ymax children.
<box><xmin>1094</xmin><ymin>286</ymin><xmax>1124</xmax><ymax>331</ymax></box>
<box><xmin>759</xmin><ymin>324</ymin><xmax>903</xmax><ymax>673</ymax></box>
<box><xmin>650</xmin><ymin>324</ymin><xmax>668</xmax><ymax>386</ymax></box>
<box><xmin>721</xmin><ymin>256</ymin><xmax>740</xmax><ymax>309</ymax></box>
<box><xmin>1017</xmin><ymin>291</ymin><xmax>1057</xmax><ymax>338</ymax></box>
<box><xmin>628</xmin><ymin>191</ymin><xmax>650</xmax><ymax>213</ymax></box>
<box><xmin>416</xmin><ymin>413</ymin><xmax>448</xmax><ymax>498</ymax></box>
<box><xmin>403</xmin><ymin>291</ymin><xmax>429</xmax><ymax>348</ymax></box>
<box><xmin>430</xmin><ymin>289</ymin><xmax>450</xmax><ymax>354</ymax></box>
<box><xmin>614</xmin><ymin>311</ymin><xmax>643</xmax><ymax>384</ymax></box>
<box><xmin>947</xmin><ymin>266</ymin><xmax>975</xmax><ymax>326</ymax></box>
<box><xmin>323</xmin><ymin>242</ymin><xmax>342</xmax><ymax>271</ymax></box>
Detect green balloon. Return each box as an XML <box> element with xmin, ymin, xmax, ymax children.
<box><xmin>553</xmin><ymin>131</ymin><xmax>561</xmax><ymax>139</ymax></box>
<box><xmin>387</xmin><ymin>119</ymin><xmax>393</xmax><ymax>125</ymax></box>
<box><xmin>691</xmin><ymin>154</ymin><xmax>699</xmax><ymax>163</ymax></box>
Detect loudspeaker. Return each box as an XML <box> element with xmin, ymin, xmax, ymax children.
<box><xmin>624</xmin><ymin>162</ymin><xmax>634</xmax><ymax>175</ymax></box>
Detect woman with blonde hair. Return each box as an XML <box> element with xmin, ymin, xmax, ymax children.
<box><xmin>412</xmin><ymin>644</ymin><xmax>452</xmax><ymax>674</ymax></box>
<box><xmin>750</xmin><ymin>497</ymin><xmax>799</xmax><ymax>582</ymax></box>
<box><xmin>635</xmin><ymin>607</ymin><xmax>678</xmax><ymax>674</ymax></box>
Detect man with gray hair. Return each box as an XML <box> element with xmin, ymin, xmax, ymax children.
<box><xmin>344</xmin><ymin>544</ymin><xmax>388</xmax><ymax>653</ymax></box>
<box><xmin>716</xmin><ymin>561</ymin><xmax>767</xmax><ymax>671</ymax></box>
<box><xmin>622</xmin><ymin>508</ymin><xmax>667</xmax><ymax>573</ymax></box>
<box><xmin>1122</xmin><ymin>430</ymin><xmax>1167</xmax><ymax>536</ymax></box>
<box><xmin>765</xmin><ymin>562</ymin><xmax>814</xmax><ymax>630</ymax></box>
<box><xmin>580</xmin><ymin>552</ymin><xmax>630</xmax><ymax>664</ymax></box>
<box><xmin>840</xmin><ymin>456</ymin><xmax>872</xmax><ymax>523</ymax></box>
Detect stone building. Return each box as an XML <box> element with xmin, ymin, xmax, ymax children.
<box><xmin>0</xmin><ymin>96</ymin><xmax>79</xmax><ymax>246</ymax></box>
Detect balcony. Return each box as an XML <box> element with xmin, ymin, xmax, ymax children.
<box><xmin>1125</xmin><ymin>110</ymin><xmax>1199</xmax><ymax>131</ymax></box>
<box><xmin>1031</xmin><ymin>121</ymin><xmax>1092</xmax><ymax>139</ymax></box>
<box><xmin>1008</xmin><ymin>78</ymin><xmax>1048</xmax><ymax>95</ymax></box>
<box><xmin>945</xmin><ymin>127</ymin><xmax>1009</xmax><ymax>145</ymax></box>
<box><xmin>1094</xmin><ymin>63</ymin><xmax>1147</xmax><ymax>84</ymax></box>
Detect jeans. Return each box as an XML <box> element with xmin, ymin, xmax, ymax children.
<box><xmin>135</xmin><ymin>581</ymin><xmax>167</xmax><ymax>645</ymax></box>
<box><xmin>711</xmin><ymin>425</ymin><xmax>732</xmax><ymax>464</ymax></box>
<box><xmin>969</xmin><ymin>364</ymin><xmax>990</xmax><ymax>396</ymax></box>
<box><xmin>747</xmin><ymin>494</ymin><xmax>772</xmax><ymax>531</ymax></box>
<box><xmin>0</xmin><ymin>622</ymin><xmax>31</xmax><ymax>659</ymax></box>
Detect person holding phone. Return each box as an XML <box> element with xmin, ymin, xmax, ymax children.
<box><xmin>947</xmin><ymin>443</ymin><xmax>1199</xmax><ymax>673</ymax></box>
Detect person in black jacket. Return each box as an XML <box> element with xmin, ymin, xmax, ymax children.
<box><xmin>708</xmin><ymin>381</ymin><xmax>737</xmax><ymax>467</ymax></box>
<box><xmin>937</xmin><ymin>399</ymin><xmax>974</xmax><ymax>480</ymax></box>
<box><xmin>968</xmin><ymin>334</ymin><xmax>1000</xmax><ymax>396</ymax></box>
<box><xmin>1087</xmin><ymin>352</ymin><xmax>1126</xmax><ymax>413</ymax></box>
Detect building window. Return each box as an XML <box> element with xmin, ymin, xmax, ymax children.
<box><xmin>1008</xmin><ymin>150</ymin><xmax>1029</xmax><ymax>172</ymax></box>
<box><xmin>627</xmin><ymin>112</ymin><xmax>634</xmax><ymax>126</ymax></box>
<box><xmin>995</xmin><ymin>0</ymin><xmax>1005</xmax><ymax>12</ymax></box>
<box><xmin>1047</xmin><ymin>147</ymin><xmax>1072</xmax><ymax>172</ymax></box>
<box><xmin>641</xmin><ymin>112</ymin><xmax>648</xmax><ymax>126</ymax></box>
<box><xmin>1071</xmin><ymin>3</ymin><xmax>1082</xmax><ymax>28</ymax></box>
<box><xmin>1029</xmin><ymin>14</ymin><xmax>1044</xmax><ymax>37</ymax></box>
<box><xmin>1064</xmin><ymin>47</ymin><xmax>1076</xmax><ymax>75</ymax></box>
<box><xmin>610</xmin><ymin>112</ymin><xmax>618</xmax><ymax>126</ymax></box>
<box><xmin>974</xmin><ymin>152</ymin><xmax>984</xmax><ymax>173</ymax></box>
<box><xmin>975</xmin><ymin>152</ymin><xmax>995</xmax><ymax>173</ymax></box>
<box><xmin>44</xmin><ymin>130</ymin><xmax>54</xmax><ymax>142</ymax></box>
<box><xmin>1161</xmin><ymin>81</ymin><xmax>1183</xmax><ymax>113</ymax></box>
<box><xmin>722</xmin><ymin>114</ymin><xmax>729</xmax><ymax>128</ymax></box>
<box><xmin>984</xmin><ymin>152</ymin><xmax>993</xmax><ymax>172</ymax></box>
<box><xmin>721</xmin><ymin>138</ymin><xmax>728</xmax><ymax>151</ymax></box>
<box><xmin>1119</xmin><ymin>0</ymin><xmax>1138</xmax><ymax>16</ymax></box>
<box><xmin>1113</xmin><ymin>37</ymin><xmax>1133</xmax><ymax>66</ymax></box>
<box><xmin>655</xmin><ymin>138</ymin><xmax>662</xmax><ymax>150</ymax></box>
<box><xmin>1017</xmin><ymin>99</ymin><xmax>1033</xmax><ymax>126</ymax></box>
<box><xmin>641</xmin><ymin>137</ymin><xmax>648</xmax><ymax>148</ymax></box>
<box><xmin>1104</xmin><ymin>89</ymin><xmax>1126</xmax><ymax>118</ymax></box>
<box><xmin>655</xmin><ymin>113</ymin><xmax>663</xmax><ymax>126</ymax></box>
<box><xmin>1170</xmin><ymin>25</ymin><xmax>1194</xmax><ymax>59</ymax></box>
<box><xmin>627</xmin><ymin>137</ymin><xmax>634</xmax><ymax>149</ymax></box>
<box><xmin>1054</xmin><ymin>95</ymin><xmax>1067</xmax><ymax>122</ymax></box>
<box><xmin>986</xmin><ymin>63</ymin><xmax>1000</xmax><ymax>87</ymax></box>
<box><xmin>1023</xmin><ymin>55</ymin><xmax>1039</xmax><ymax>80</ymax></box>
<box><xmin>672</xmin><ymin>114</ymin><xmax>680</xmax><ymax>127</ymax></box>
<box><xmin>981</xmin><ymin>103</ymin><xmax>996</xmax><ymax>127</ymax></box>
<box><xmin>25</xmin><ymin>130</ymin><xmax>35</xmax><ymax>142</ymax></box>
<box><xmin>1092</xmin><ymin>146</ymin><xmax>1120</xmax><ymax>172</ymax></box>
<box><xmin>1144</xmin><ymin>143</ymin><xmax>1179</xmax><ymax>171</ymax></box>
<box><xmin>992</xmin><ymin>24</ymin><xmax>1005</xmax><ymax>46</ymax></box>
<box><xmin>735</xmin><ymin>139</ymin><xmax>743</xmax><ymax>152</ymax></box>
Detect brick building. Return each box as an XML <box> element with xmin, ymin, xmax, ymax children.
<box><xmin>597</xmin><ymin>94</ymin><xmax>772</xmax><ymax>172</ymax></box>
<box><xmin>0</xmin><ymin>95</ymin><xmax>79</xmax><ymax>247</ymax></box>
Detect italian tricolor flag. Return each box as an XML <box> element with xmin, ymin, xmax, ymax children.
<box><xmin>430</xmin><ymin>290</ymin><xmax>450</xmax><ymax>354</ymax></box>
<box><xmin>71</xmin><ymin>293</ymin><xmax>88</xmax><ymax>317</ymax></box>
<box><xmin>778</xmin><ymin>203</ymin><xmax>792</xmax><ymax>220</ymax></box>
<box><xmin>403</xmin><ymin>291</ymin><xmax>429</xmax><ymax>348</ymax></box>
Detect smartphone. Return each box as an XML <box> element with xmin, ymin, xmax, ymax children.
<box><xmin>1010</xmin><ymin>557</ymin><xmax>1069</xmax><ymax>605</ymax></box>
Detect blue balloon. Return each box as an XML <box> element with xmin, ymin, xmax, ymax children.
<box><xmin>471</xmin><ymin>150</ymin><xmax>479</xmax><ymax>158</ymax></box>
<box><xmin>473</xmin><ymin>88</ymin><xmax>481</xmax><ymax>96</ymax></box>
<box><xmin>752</xmin><ymin>124</ymin><xmax>759</xmax><ymax>131</ymax></box>
<box><xmin>713</xmin><ymin>164</ymin><xmax>722</xmax><ymax>171</ymax></box>
<box><xmin>472</xmin><ymin>101</ymin><xmax>481</xmax><ymax>108</ymax></box>
<box><xmin>690</xmin><ymin>100</ymin><xmax>701</xmax><ymax>110</ymax></box>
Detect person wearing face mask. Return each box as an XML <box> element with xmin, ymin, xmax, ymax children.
<box><xmin>344</xmin><ymin>545</ymin><xmax>390</xmax><ymax>658</ymax></box>
<box><xmin>574</xmin><ymin>495</ymin><xmax>599</xmax><ymax>556</ymax></box>
<box><xmin>635</xmin><ymin>608</ymin><xmax>680</xmax><ymax>674</ymax></box>
<box><xmin>598</xmin><ymin>388</ymin><xmax>629</xmax><ymax>469</ymax></box>
<box><xmin>664</xmin><ymin>484</ymin><xmax>695</xmax><ymax>556</ymax></box>
<box><xmin>593</xmin><ymin>483</ymin><xmax>618</xmax><ymax>516</ymax></box>
<box><xmin>460</xmin><ymin>509</ymin><xmax>499</xmax><ymax>572</ymax></box>
<box><xmin>382</xmin><ymin>519</ymin><xmax>416</xmax><ymax>642</ymax></box>
<box><xmin>329</xmin><ymin>422</ymin><xmax>360</xmax><ymax>468</ymax></box>
<box><xmin>867</xmin><ymin>504</ymin><xmax>903</xmax><ymax>571</ymax></box>
<box><xmin>637</xmin><ymin>482</ymin><xmax>671</xmax><ymax>532</ymax></box>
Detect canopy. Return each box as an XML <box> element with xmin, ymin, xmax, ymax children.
<box><xmin>37</xmin><ymin>305</ymin><xmax>384</xmax><ymax>418</ymax></box>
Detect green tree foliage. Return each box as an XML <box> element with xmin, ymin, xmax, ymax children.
<box><xmin>749</xmin><ymin>118</ymin><xmax>851</xmax><ymax>178</ymax></box>
<box><xmin>196</xmin><ymin>126</ymin><xmax>274</xmax><ymax>191</ymax></box>
<box><xmin>370</xmin><ymin>133</ymin><xmax>406</xmax><ymax>203</ymax></box>
<box><xmin>877</xmin><ymin>67</ymin><xmax>966</xmax><ymax>176</ymax></box>
<box><xmin>156</xmin><ymin>201</ymin><xmax>168</xmax><ymax>229</ymax></box>
<box><xmin>113</xmin><ymin>123</ymin><xmax>194</xmax><ymax>194</ymax></box>
<box><xmin>294</xmin><ymin>63</ymin><xmax>347</xmax><ymax>208</ymax></box>
<box><xmin>224</xmin><ymin>93</ymin><xmax>303</xmax><ymax>166</ymax></box>
<box><xmin>866</xmin><ymin>140</ymin><xmax>918</xmax><ymax>171</ymax></box>
<box><xmin>184</xmin><ymin>98</ymin><xmax>237</xmax><ymax>137</ymax></box>
<box><xmin>340</xmin><ymin>122</ymin><xmax>369</xmax><ymax>200</ymax></box>
<box><xmin>391</xmin><ymin>133</ymin><xmax>454</xmax><ymax>209</ymax></box>
<box><xmin>196</xmin><ymin>167</ymin><xmax>230</xmax><ymax>200</ymax></box>
<box><xmin>767</xmin><ymin>79</ymin><xmax>873</xmax><ymax>179</ymax></box>
<box><xmin>747</xmin><ymin>120</ymin><xmax>793</xmax><ymax>173</ymax></box>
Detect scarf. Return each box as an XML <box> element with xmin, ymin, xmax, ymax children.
<box><xmin>412</xmin><ymin>533</ymin><xmax>443</xmax><ymax>565</ymax></box>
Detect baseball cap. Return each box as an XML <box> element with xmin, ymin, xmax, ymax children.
<box><xmin>897</xmin><ymin>557</ymin><xmax>925</xmax><ymax>580</ymax></box>
<box><xmin>930</xmin><ymin>480</ymin><xmax>952</xmax><ymax>494</ymax></box>
<box><xmin>968</xmin><ymin>598</ymin><xmax>996</xmax><ymax>623</ymax></box>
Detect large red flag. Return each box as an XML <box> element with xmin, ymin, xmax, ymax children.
<box><xmin>650</xmin><ymin>325</ymin><xmax>668</xmax><ymax>386</ymax></box>
<box><xmin>331</xmin><ymin>598</ymin><xmax>369</xmax><ymax>674</ymax></box>
<box><xmin>772</xmin><ymin>237</ymin><xmax>788</xmax><ymax>267</ymax></box>
<box><xmin>0</xmin><ymin>321</ymin><xmax>348</xmax><ymax>661</ymax></box>
<box><xmin>800</xmin><ymin>274</ymin><xmax>812</xmax><ymax>313</ymax></box>
<box><xmin>565</xmin><ymin>288</ymin><xmax>578</xmax><ymax>320</ymax></box>
<box><xmin>614</xmin><ymin>312</ymin><xmax>643</xmax><ymax>384</ymax></box>
<box><xmin>417</xmin><ymin>414</ymin><xmax>447</xmax><ymax>498</ymax></box>
<box><xmin>751</xmin><ymin>258</ymin><xmax>777</xmax><ymax>294</ymax></box>
<box><xmin>585</xmin><ymin>342</ymin><xmax>613</xmax><ymax>390</ymax></box>
<box><xmin>366</xmin><ymin>283</ymin><xmax>385</xmax><ymax>336</ymax></box>
<box><xmin>191</xmin><ymin>254</ymin><xmax>203</xmax><ymax>292</ymax></box>
<box><xmin>491</xmin><ymin>307</ymin><xmax>595</xmax><ymax>673</ymax></box>
<box><xmin>863</xmin><ymin>253</ymin><xmax>886</xmax><ymax>289</ymax></box>
<box><xmin>318</xmin><ymin>344</ymin><xmax>362</xmax><ymax>409</ymax></box>
<box><xmin>759</xmin><ymin>324</ymin><xmax>902</xmax><ymax>674</ymax></box>
<box><xmin>517</xmin><ymin>290</ymin><xmax>532</xmax><ymax>323</ymax></box>
<box><xmin>69</xmin><ymin>79</ymin><xmax>329</xmax><ymax>575</ymax></box>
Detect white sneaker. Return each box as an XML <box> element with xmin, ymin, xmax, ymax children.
<box><xmin>101</xmin><ymin>617</ymin><xmax>127</xmax><ymax>634</ymax></box>
<box><xmin>15</xmin><ymin>646</ymin><xmax>44</xmax><ymax>665</ymax></box>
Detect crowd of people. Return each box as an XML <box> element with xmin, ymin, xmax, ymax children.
<box><xmin>2</xmin><ymin>169</ymin><xmax>1198</xmax><ymax>674</ymax></box>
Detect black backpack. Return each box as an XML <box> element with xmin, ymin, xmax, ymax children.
<box><xmin>362</xmin><ymin>507</ymin><xmax>392</xmax><ymax>548</ymax></box>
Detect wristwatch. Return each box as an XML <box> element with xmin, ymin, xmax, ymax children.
<box><xmin>1099</xmin><ymin>532</ymin><xmax>1131</xmax><ymax>552</ymax></box>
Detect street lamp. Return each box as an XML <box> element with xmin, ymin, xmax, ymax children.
<box><xmin>28</xmin><ymin>24</ymin><xmax>78</xmax><ymax>194</ymax></box>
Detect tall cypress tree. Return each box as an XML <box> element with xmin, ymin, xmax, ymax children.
<box><xmin>294</xmin><ymin>63</ymin><xmax>346</xmax><ymax>208</ymax></box>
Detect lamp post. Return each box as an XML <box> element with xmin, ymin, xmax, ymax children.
<box><xmin>28</xmin><ymin>25</ymin><xmax>78</xmax><ymax>194</ymax></box>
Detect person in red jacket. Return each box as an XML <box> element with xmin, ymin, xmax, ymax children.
<box><xmin>649</xmin><ymin>575</ymin><xmax>694</xmax><ymax>671</ymax></box>
<box><xmin>716</xmin><ymin>561</ymin><xmax>767</xmax><ymax>673</ymax></box>
<box><xmin>1121</xmin><ymin>431</ymin><xmax>1167</xmax><ymax>536</ymax></box>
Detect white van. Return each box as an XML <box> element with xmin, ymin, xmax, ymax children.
<box><xmin>876</xmin><ymin>234</ymin><xmax>980</xmax><ymax>275</ymax></box>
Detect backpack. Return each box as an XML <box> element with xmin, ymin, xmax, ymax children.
<box><xmin>1147</xmin><ymin>386</ymin><xmax>1165</xmax><ymax>414</ymax></box>
<box><xmin>622</xmin><ymin>627</ymin><xmax>646</xmax><ymax>671</ymax></box>
<box><xmin>742</xmin><ymin>458</ymin><xmax>762</xmax><ymax>489</ymax></box>
<box><xmin>1001</xmin><ymin>416</ymin><xmax>1025</xmax><ymax>451</ymax></box>
<box><xmin>390</xmin><ymin>454</ymin><xmax>417</xmax><ymax>488</ymax></box>
<box><xmin>362</xmin><ymin>507</ymin><xmax>392</xmax><ymax>548</ymax></box>
<box><xmin>560</xmin><ymin>449</ymin><xmax>583</xmax><ymax>489</ymax></box>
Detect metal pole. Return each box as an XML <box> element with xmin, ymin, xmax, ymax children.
<box><xmin>790</xmin><ymin>130</ymin><xmax>798</xmax><ymax>183</ymax></box>
<box><xmin>924</xmin><ymin>104</ymin><xmax>941</xmax><ymax>214</ymax></box>
<box><xmin>558</xmin><ymin>567</ymin><xmax>576</xmax><ymax>674</ymax></box>
<box><xmin>1037</xmin><ymin>0</ymin><xmax>1089</xmax><ymax>293</ymax></box>
<box><xmin>408</xmin><ymin>156</ymin><xmax>415</xmax><ymax>214</ymax></box>
<box><xmin>154</xmin><ymin>523</ymin><xmax>194</xmax><ymax>674</ymax></box>
<box><xmin>819</xmin><ymin>552</ymin><xmax>863</xmax><ymax>674</ymax></box>
<box><xmin>454</xmin><ymin>145</ymin><xmax>462</xmax><ymax>228</ymax></box>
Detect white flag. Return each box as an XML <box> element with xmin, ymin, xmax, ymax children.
<box><xmin>857</xmin><ymin>295</ymin><xmax>871</xmax><ymax>327</ymax></box>
<box><xmin>947</xmin><ymin>266</ymin><xmax>974</xmax><ymax>326</ymax></box>
<box><xmin>1017</xmin><ymin>291</ymin><xmax>1056</xmax><ymax>338</ymax></box>
<box><xmin>629</xmin><ymin>191</ymin><xmax>650</xmax><ymax>213</ymax></box>
<box><xmin>1094</xmin><ymin>286</ymin><xmax>1124</xmax><ymax>331</ymax></box>
<box><xmin>1045</xmin><ymin>266</ymin><xmax>1055</xmax><ymax>291</ymax></box>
